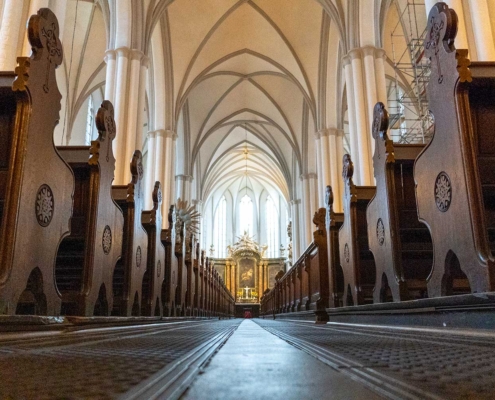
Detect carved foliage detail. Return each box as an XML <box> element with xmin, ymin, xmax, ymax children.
<box><xmin>435</xmin><ymin>172</ymin><xmax>452</xmax><ymax>212</ymax></box>
<box><xmin>102</xmin><ymin>225</ymin><xmax>112</xmax><ymax>255</ymax></box>
<box><xmin>136</xmin><ymin>246</ymin><xmax>142</xmax><ymax>267</ymax></box>
<box><xmin>377</xmin><ymin>219</ymin><xmax>385</xmax><ymax>246</ymax></box>
<box><xmin>344</xmin><ymin>243</ymin><xmax>350</xmax><ymax>263</ymax></box>
<box><xmin>35</xmin><ymin>184</ymin><xmax>54</xmax><ymax>227</ymax></box>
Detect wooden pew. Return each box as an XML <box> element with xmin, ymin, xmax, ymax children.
<box><xmin>175</xmin><ymin>219</ymin><xmax>187</xmax><ymax>315</ymax></box>
<box><xmin>339</xmin><ymin>154</ymin><xmax>377</xmax><ymax>306</ymax></box>
<box><xmin>162</xmin><ymin>205</ymin><xmax>178</xmax><ymax>316</ymax></box>
<box><xmin>141</xmin><ymin>182</ymin><xmax>166</xmax><ymax>317</ymax></box>
<box><xmin>55</xmin><ymin>101</ymin><xmax>124</xmax><ymax>316</ymax></box>
<box><xmin>185</xmin><ymin>233</ymin><xmax>196</xmax><ymax>316</ymax></box>
<box><xmin>0</xmin><ymin>9</ymin><xmax>74</xmax><ymax>316</ymax></box>
<box><xmin>193</xmin><ymin>246</ymin><xmax>203</xmax><ymax>316</ymax></box>
<box><xmin>111</xmin><ymin>150</ymin><xmax>148</xmax><ymax>316</ymax></box>
<box><xmin>415</xmin><ymin>3</ymin><xmax>495</xmax><ymax>296</ymax></box>
<box><xmin>367</xmin><ymin>102</ymin><xmax>432</xmax><ymax>302</ymax></box>
<box><xmin>324</xmin><ymin>185</ymin><xmax>344</xmax><ymax>307</ymax></box>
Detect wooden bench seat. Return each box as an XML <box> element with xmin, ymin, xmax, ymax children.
<box><xmin>111</xmin><ymin>150</ymin><xmax>148</xmax><ymax>316</ymax></box>
<box><xmin>339</xmin><ymin>154</ymin><xmax>377</xmax><ymax>306</ymax></box>
<box><xmin>367</xmin><ymin>102</ymin><xmax>432</xmax><ymax>303</ymax></box>
<box><xmin>161</xmin><ymin>205</ymin><xmax>179</xmax><ymax>316</ymax></box>
<box><xmin>414</xmin><ymin>3</ymin><xmax>495</xmax><ymax>297</ymax></box>
<box><xmin>0</xmin><ymin>9</ymin><xmax>74</xmax><ymax>316</ymax></box>
<box><xmin>55</xmin><ymin>101</ymin><xmax>124</xmax><ymax>316</ymax></box>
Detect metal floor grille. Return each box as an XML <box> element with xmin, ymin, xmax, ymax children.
<box><xmin>255</xmin><ymin>319</ymin><xmax>495</xmax><ymax>399</ymax></box>
<box><xmin>0</xmin><ymin>320</ymin><xmax>240</xmax><ymax>400</ymax></box>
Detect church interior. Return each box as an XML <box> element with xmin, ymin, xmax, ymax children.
<box><xmin>1</xmin><ymin>0</ymin><xmax>495</xmax><ymax>398</ymax></box>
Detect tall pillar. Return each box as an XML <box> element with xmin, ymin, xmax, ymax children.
<box><xmin>156</xmin><ymin>130</ymin><xmax>176</xmax><ymax>227</ymax></box>
<box><xmin>176</xmin><ymin>175</ymin><xmax>193</xmax><ymax>202</ymax></box>
<box><xmin>308</xmin><ymin>173</ymin><xmax>318</xmax><ymax>216</ymax></box>
<box><xmin>327</xmin><ymin>128</ymin><xmax>342</xmax><ymax>211</ymax></box>
<box><xmin>231</xmin><ymin>262</ymin><xmax>236</xmax><ymax>300</ymax></box>
<box><xmin>104</xmin><ymin>50</ymin><xmax>117</xmax><ymax>104</ymax></box>
<box><xmin>123</xmin><ymin>50</ymin><xmax>144</xmax><ymax>185</ymax></box>
<box><xmin>342</xmin><ymin>56</ymin><xmax>360</xmax><ymax>184</ymax></box>
<box><xmin>290</xmin><ymin>200</ymin><xmax>301</xmax><ymax>260</ymax></box>
<box><xmin>362</xmin><ymin>46</ymin><xmax>379</xmax><ymax>154</ymax></box>
<box><xmin>336</xmin><ymin>130</ymin><xmax>345</xmax><ymax>200</ymax></box>
<box><xmin>113</xmin><ymin>47</ymin><xmax>130</xmax><ymax>183</ymax></box>
<box><xmin>349</xmin><ymin>48</ymin><xmax>373</xmax><ymax>185</ymax></box>
<box><xmin>264</xmin><ymin>261</ymin><xmax>269</xmax><ymax>291</ymax></box>
<box><xmin>300</xmin><ymin>175</ymin><xmax>312</xmax><ymax>247</ymax></box>
<box><xmin>144</xmin><ymin>131</ymin><xmax>156</xmax><ymax>208</ymax></box>
<box><xmin>318</xmin><ymin>130</ymin><xmax>332</xmax><ymax>197</ymax></box>
<box><xmin>135</xmin><ymin>56</ymin><xmax>150</xmax><ymax>149</ymax></box>
<box><xmin>374</xmin><ymin>48</ymin><xmax>388</xmax><ymax>106</ymax></box>
<box><xmin>468</xmin><ymin>0</ymin><xmax>495</xmax><ymax>61</ymax></box>
<box><xmin>314</xmin><ymin>131</ymin><xmax>325</xmax><ymax>207</ymax></box>
<box><xmin>0</xmin><ymin>0</ymin><xmax>25</xmax><ymax>70</ymax></box>
<box><xmin>225</xmin><ymin>261</ymin><xmax>231</xmax><ymax>292</ymax></box>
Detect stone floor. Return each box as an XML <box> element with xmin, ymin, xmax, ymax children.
<box><xmin>182</xmin><ymin>319</ymin><xmax>381</xmax><ymax>400</ymax></box>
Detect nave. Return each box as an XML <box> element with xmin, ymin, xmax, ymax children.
<box><xmin>1</xmin><ymin>317</ymin><xmax>495</xmax><ymax>400</ymax></box>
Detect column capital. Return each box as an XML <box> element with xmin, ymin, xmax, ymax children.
<box><xmin>342</xmin><ymin>54</ymin><xmax>352</xmax><ymax>67</ymax></box>
<box><xmin>299</xmin><ymin>173</ymin><xmax>308</xmax><ymax>181</ymax></box>
<box><xmin>348</xmin><ymin>48</ymin><xmax>362</xmax><ymax>61</ymax></box>
<box><xmin>104</xmin><ymin>49</ymin><xmax>116</xmax><ymax>62</ymax></box>
<box><xmin>147</xmin><ymin>130</ymin><xmax>156</xmax><ymax>139</ymax></box>
<box><xmin>115</xmin><ymin>46</ymin><xmax>130</xmax><ymax>58</ymax></box>
<box><xmin>130</xmin><ymin>49</ymin><xmax>144</xmax><ymax>62</ymax></box>
<box><xmin>175</xmin><ymin>174</ymin><xmax>194</xmax><ymax>182</ymax></box>
<box><xmin>307</xmin><ymin>172</ymin><xmax>317</xmax><ymax>180</ymax></box>
<box><xmin>290</xmin><ymin>199</ymin><xmax>301</xmax><ymax>205</ymax></box>
<box><xmin>141</xmin><ymin>54</ymin><xmax>150</xmax><ymax>68</ymax></box>
<box><xmin>362</xmin><ymin>45</ymin><xmax>376</xmax><ymax>57</ymax></box>
<box><xmin>156</xmin><ymin>129</ymin><xmax>177</xmax><ymax>140</ymax></box>
<box><xmin>374</xmin><ymin>48</ymin><xmax>387</xmax><ymax>60</ymax></box>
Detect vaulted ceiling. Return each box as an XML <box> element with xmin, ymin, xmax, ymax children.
<box><xmin>163</xmin><ymin>0</ymin><xmax>342</xmax><ymax>204</ymax></box>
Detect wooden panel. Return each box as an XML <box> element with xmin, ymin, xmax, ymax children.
<box><xmin>0</xmin><ymin>10</ymin><xmax>74</xmax><ymax>316</ymax></box>
<box><xmin>141</xmin><ymin>182</ymin><xmax>166</xmax><ymax>317</ymax></box>
<box><xmin>339</xmin><ymin>154</ymin><xmax>376</xmax><ymax>306</ymax></box>
<box><xmin>367</xmin><ymin>103</ymin><xmax>431</xmax><ymax>303</ymax></box>
<box><xmin>325</xmin><ymin>185</ymin><xmax>344</xmax><ymax>308</ymax></box>
<box><xmin>414</xmin><ymin>3</ymin><xmax>495</xmax><ymax>297</ymax></box>
<box><xmin>161</xmin><ymin>205</ymin><xmax>178</xmax><ymax>317</ymax></box>
<box><xmin>56</xmin><ymin>101</ymin><xmax>124</xmax><ymax>316</ymax></box>
<box><xmin>112</xmin><ymin>150</ymin><xmax>148</xmax><ymax>316</ymax></box>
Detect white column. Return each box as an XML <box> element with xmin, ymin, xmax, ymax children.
<box><xmin>362</xmin><ymin>46</ymin><xmax>378</xmax><ymax>138</ymax></box>
<box><xmin>113</xmin><ymin>47</ymin><xmax>130</xmax><ymax>184</ymax></box>
<box><xmin>424</xmin><ymin>0</ymin><xmax>437</xmax><ymax>16</ymax></box>
<box><xmin>290</xmin><ymin>200</ymin><xmax>300</xmax><ymax>260</ymax></box>
<box><xmin>160</xmin><ymin>130</ymin><xmax>176</xmax><ymax>227</ymax></box>
<box><xmin>104</xmin><ymin>50</ymin><xmax>117</xmax><ymax>103</ymax></box>
<box><xmin>0</xmin><ymin>0</ymin><xmax>25</xmax><ymax>70</ymax></box>
<box><xmin>468</xmin><ymin>0</ymin><xmax>495</xmax><ymax>61</ymax></box>
<box><xmin>314</xmin><ymin>131</ymin><xmax>324</xmax><ymax>207</ymax></box>
<box><xmin>327</xmin><ymin>128</ymin><xmax>342</xmax><ymax>212</ymax></box>
<box><xmin>135</xmin><ymin>56</ymin><xmax>149</xmax><ymax>150</ymax></box>
<box><xmin>144</xmin><ymin>131</ymin><xmax>156</xmax><ymax>208</ymax></box>
<box><xmin>444</xmin><ymin>0</ymin><xmax>469</xmax><ymax>50</ymax></box>
<box><xmin>374</xmin><ymin>48</ymin><xmax>388</xmax><ymax>106</ymax></box>
<box><xmin>335</xmin><ymin>130</ymin><xmax>345</xmax><ymax>211</ymax></box>
<box><xmin>319</xmin><ymin>130</ymin><xmax>332</xmax><ymax>195</ymax></box>
<box><xmin>350</xmin><ymin>48</ymin><xmax>373</xmax><ymax>186</ymax></box>
<box><xmin>22</xmin><ymin>0</ymin><xmax>50</xmax><ymax>56</ymax></box>
<box><xmin>308</xmin><ymin>173</ymin><xmax>318</xmax><ymax>215</ymax></box>
<box><xmin>300</xmin><ymin>174</ymin><xmax>312</xmax><ymax>247</ymax></box>
<box><xmin>343</xmin><ymin>56</ymin><xmax>360</xmax><ymax>184</ymax></box>
<box><xmin>123</xmin><ymin>50</ymin><xmax>144</xmax><ymax>185</ymax></box>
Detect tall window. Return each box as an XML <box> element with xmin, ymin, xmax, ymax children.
<box><xmin>266</xmin><ymin>196</ymin><xmax>278</xmax><ymax>257</ymax></box>
<box><xmin>85</xmin><ymin>95</ymin><xmax>94</xmax><ymax>145</ymax></box>
<box><xmin>214</xmin><ymin>196</ymin><xmax>227</xmax><ymax>257</ymax></box>
<box><xmin>239</xmin><ymin>194</ymin><xmax>253</xmax><ymax>235</ymax></box>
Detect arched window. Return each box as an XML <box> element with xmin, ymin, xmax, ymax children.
<box><xmin>214</xmin><ymin>196</ymin><xmax>227</xmax><ymax>257</ymax></box>
<box><xmin>85</xmin><ymin>95</ymin><xmax>95</xmax><ymax>145</ymax></box>
<box><xmin>266</xmin><ymin>196</ymin><xmax>278</xmax><ymax>257</ymax></box>
<box><xmin>239</xmin><ymin>194</ymin><xmax>253</xmax><ymax>235</ymax></box>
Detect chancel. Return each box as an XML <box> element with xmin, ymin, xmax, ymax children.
<box><xmin>1</xmin><ymin>1</ymin><xmax>495</xmax><ymax>399</ymax></box>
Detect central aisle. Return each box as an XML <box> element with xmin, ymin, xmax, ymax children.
<box><xmin>182</xmin><ymin>319</ymin><xmax>382</xmax><ymax>400</ymax></box>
